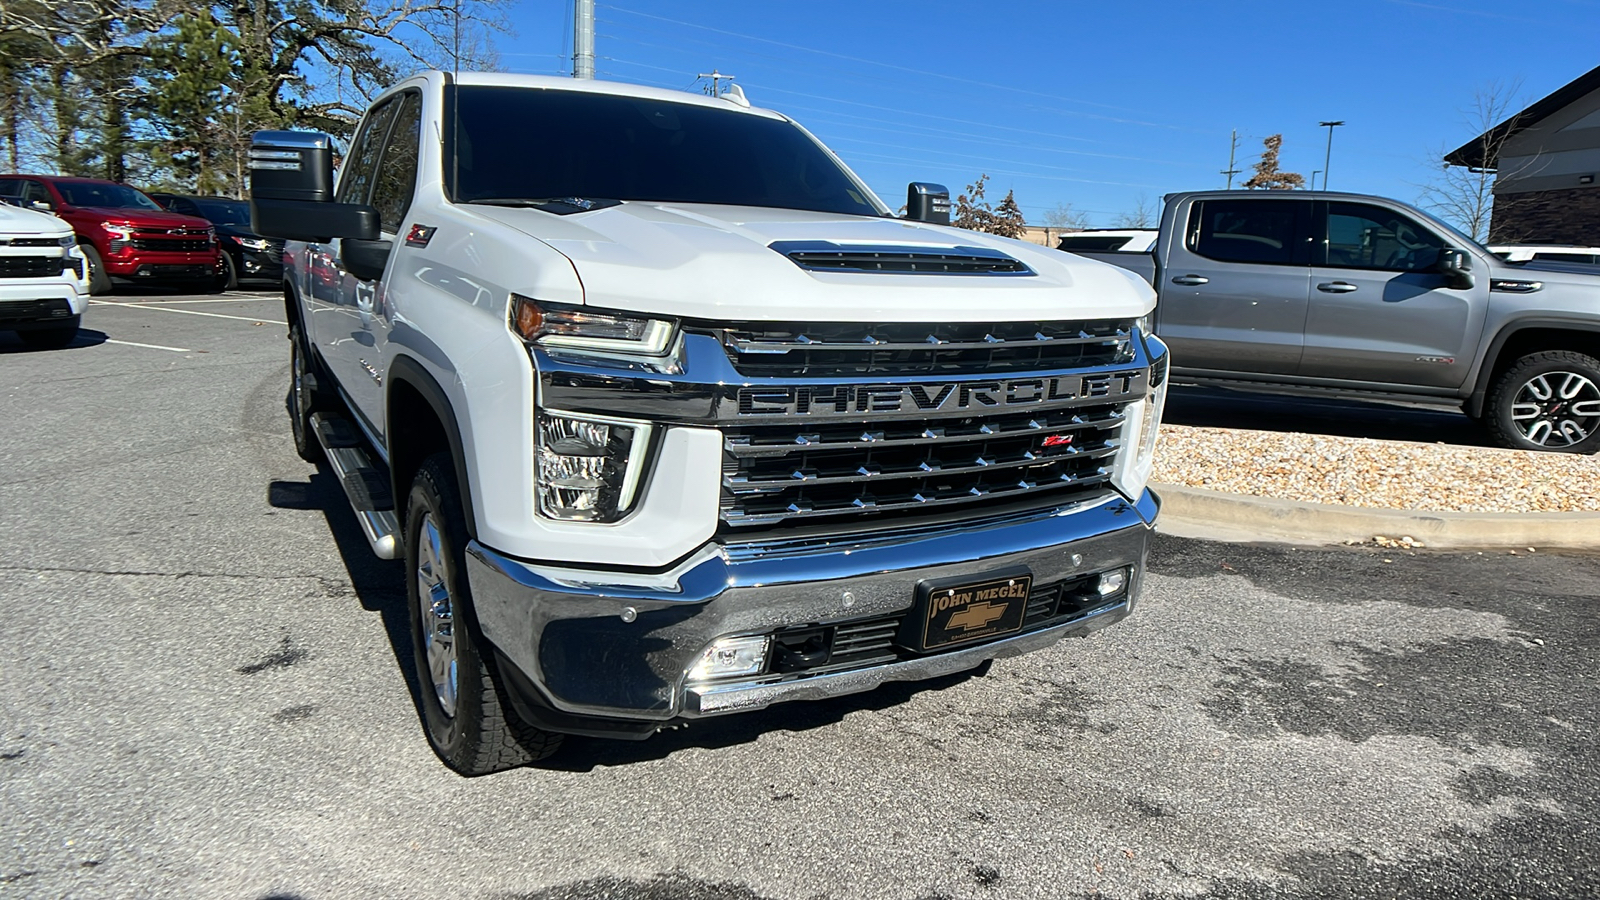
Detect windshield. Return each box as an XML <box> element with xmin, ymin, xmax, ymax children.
<box><xmin>451</xmin><ymin>86</ymin><xmax>884</xmax><ymax>217</ymax></box>
<box><xmin>56</xmin><ymin>182</ymin><xmax>163</xmax><ymax>211</ymax></box>
<box><xmin>193</xmin><ymin>198</ymin><xmax>251</xmax><ymax>225</ymax></box>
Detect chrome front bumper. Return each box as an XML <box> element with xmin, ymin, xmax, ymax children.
<box><xmin>465</xmin><ymin>489</ymin><xmax>1158</xmax><ymax>730</ymax></box>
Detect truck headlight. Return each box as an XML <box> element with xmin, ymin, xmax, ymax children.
<box><xmin>512</xmin><ymin>294</ymin><xmax>675</xmax><ymax>357</ymax></box>
<box><xmin>536</xmin><ymin>412</ymin><xmax>652</xmax><ymax>522</ymax></box>
<box><xmin>1111</xmin><ymin>335</ymin><xmax>1168</xmax><ymax>500</ymax></box>
<box><xmin>238</xmin><ymin>236</ymin><xmax>271</xmax><ymax>251</ymax></box>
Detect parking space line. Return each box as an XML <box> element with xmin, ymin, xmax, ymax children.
<box><xmin>107</xmin><ymin>297</ymin><xmax>279</xmax><ymax>305</ymax></box>
<box><xmin>90</xmin><ymin>300</ymin><xmax>286</xmax><ymax>325</ymax></box>
<box><xmin>105</xmin><ymin>339</ymin><xmax>192</xmax><ymax>353</ymax></box>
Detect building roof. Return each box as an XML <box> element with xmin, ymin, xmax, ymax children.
<box><xmin>1445</xmin><ymin>64</ymin><xmax>1600</xmax><ymax>169</ymax></box>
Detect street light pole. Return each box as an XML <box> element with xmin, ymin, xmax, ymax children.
<box><xmin>1318</xmin><ymin>120</ymin><xmax>1344</xmax><ymax>191</ymax></box>
<box><xmin>1310</xmin><ymin>170</ymin><xmax>1321</xmax><ymax>191</ymax></box>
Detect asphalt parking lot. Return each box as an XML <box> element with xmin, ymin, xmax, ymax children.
<box><xmin>3</xmin><ymin>292</ymin><xmax>1598</xmax><ymax>899</ymax></box>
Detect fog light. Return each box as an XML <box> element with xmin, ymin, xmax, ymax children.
<box><xmin>1097</xmin><ymin>567</ymin><xmax>1130</xmax><ymax>597</ymax></box>
<box><xmin>536</xmin><ymin>413</ymin><xmax>651</xmax><ymax>522</ymax></box>
<box><xmin>687</xmin><ymin>635</ymin><xmax>769</xmax><ymax>682</ymax></box>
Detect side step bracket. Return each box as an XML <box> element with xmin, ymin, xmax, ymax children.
<box><xmin>310</xmin><ymin>411</ymin><xmax>400</xmax><ymax>560</ymax></box>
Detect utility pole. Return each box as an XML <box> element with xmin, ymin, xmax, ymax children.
<box><xmin>572</xmin><ymin>0</ymin><xmax>594</xmax><ymax>79</ymax></box>
<box><xmin>1221</xmin><ymin>129</ymin><xmax>1241</xmax><ymax>189</ymax></box>
<box><xmin>698</xmin><ymin>69</ymin><xmax>736</xmax><ymax>96</ymax></box>
<box><xmin>1319</xmin><ymin>120</ymin><xmax>1344</xmax><ymax>191</ymax></box>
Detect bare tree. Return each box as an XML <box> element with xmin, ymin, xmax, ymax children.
<box><xmin>1043</xmin><ymin>202</ymin><xmax>1091</xmax><ymax>232</ymax></box>
<box><xmin>1417</xmin><ymin>81</ymin><xmax>1526</xmax><ymax>243</ymax></box>
<box><xmin>1241</xmin><ymin>134</ymin><xmax>1305</xmax><ymax>190</ymax></box>
<box><xmin>1111</xmin><ymin>193</ymin><xmax>1157</xmax><ymax>228</ymax></box>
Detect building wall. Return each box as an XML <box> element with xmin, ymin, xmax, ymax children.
<box><xmin>1490</xmin><ymin>82</ymin><xmax>1600</xmax><ymax>244</ymax></box>
<box><xmin>1490</xmin><ymin>188</ymin><xmax>1600</xmax><ymax>245</ymax></box>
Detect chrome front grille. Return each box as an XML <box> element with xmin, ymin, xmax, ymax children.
<box><xmin>709</xmin><ymin>319</ymin><xmax>1134</xmax><ymax>378</ymax></box>
<box><xmin>720</xmin><ymin>403</ymin><xmax>1124</xmax><ymax>530</ymax></box>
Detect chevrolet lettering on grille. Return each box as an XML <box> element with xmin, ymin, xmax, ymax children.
<box><xmin>736</xmin><ymin>370</ymin><xmax>1147</xmax><ymax>417</ymax></box>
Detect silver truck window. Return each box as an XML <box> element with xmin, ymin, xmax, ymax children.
<box><xmin>338</xmin><ymin>98</ymin><xmax>400</xmax><ymax>207</ymax></box>
<box><xmin>1188</xmin><ymin>199</ymin><xmax>1304</xmax><ymax>266</ymax></box>
<box><xmin>371</xmin><ymin>92</ymin><xmax>423</xmax><ymax>234</ymax></box>
<box><xmin>451</xmin><ymin>86</ymin><xmax>881</xmax><ymax>217</ymax></box>
<box><xmin>1324</xmin><ymin>202</ymin><xmax>1443</xmax><ymax>272</ymax></box>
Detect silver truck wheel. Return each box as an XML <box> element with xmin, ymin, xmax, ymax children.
<box><xmin>405</xmin><ymin>453</ymin><xmax>563</xmax><ymax>774</ymax></box>
<box><xmin>1487</xmin><ymin>351</ymin><xmax>1600</xmax><ymax>454</ymax></box>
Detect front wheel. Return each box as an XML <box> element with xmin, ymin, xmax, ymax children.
<box><xmin>1485</xmin><ymin>350</ymin><xmax>1600</xmax><ymax>454</ymax></box>
<box><xmin>406</xmin><ymin>453</ymin><xmax>563</xmax><ymax>775</ymax></box>
<box><xmin>81</xmin><ymin>244</ymin><xmax>112</xmax><ymax>295</ymax></box>
<box><xmin>288</xmin><ymin>325</ymin><xmax>326</xmax><ymax>464</ymax></box>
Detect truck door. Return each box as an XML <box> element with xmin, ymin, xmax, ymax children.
<box><xmin>1159</xmin><ymin>197</ymin><xmax>1312</xmax><ymax>374</ymax></box>
<box><xmin>1299</xmin><ymin>200</ymin><xmax>1486</xmax><ymax>389</ymax></box>
<box><xmin>314</xmin><ymin>97</ymin><xmax>399</xmax><ymax>431</ymax></box>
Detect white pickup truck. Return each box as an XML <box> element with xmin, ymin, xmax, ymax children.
<box><xmin>248</xmin><ymin>73</ymin><xmax>1168</xmax><ymax>775</ymax></box>
<box><xmin>0</xmin><ymin>201</ymin><xmax>89</xmax><ymax>348</ymax></box>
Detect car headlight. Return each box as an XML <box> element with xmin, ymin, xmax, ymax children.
<box><xmin>56</xmin><ymin>234</ymin><xmax>75</xmax><ymax>247</ymax></box>
<box><xmin>511</xmin><ymin>295</ymin><xmax>675</xmax><ymax>357</ymax></box>
<box><xmin>237</xmin><ymin>236</ymin><xmax>271</xmax><ymax>251</ymax></box>
<box><xmin>1110</xmin><ymin>334</ymin><xmax>1168</xmax><ymax>500</ymax></box>
<box><xmin>536</xmin><ymin>412</ymin><xmax>652</xmax><ymax>522</ymax></box>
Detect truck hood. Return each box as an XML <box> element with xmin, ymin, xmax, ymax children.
<box><xmin>470</xmin><ymin>202</ymin><xmax>1153</xmax><ymax>322</ymax></box>
<box><xmin>68</xmin><ymin>206</ymin><xmax>212</xmax><ymax>230</ymax></box>
<box><xmin>0</xmin><ymin>202</ymin><xmax>72</xmax><ymax>237</ymax></box>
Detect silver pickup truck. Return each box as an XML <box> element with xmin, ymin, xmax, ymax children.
<box><xmin>1079</xmin><ymin>190</ymin><xmax>1600</xmax><ymax>453</ymax></box>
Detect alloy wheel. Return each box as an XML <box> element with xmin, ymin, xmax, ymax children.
<box><xmin>415</xmin><ymin>512</ymin><xmax>459</xmax><ymax>718</ymax></box>
<box><xmin>1510</xmin><ymin>371</ymin><xmax>1600</xmax><ymax>447</ymax></box>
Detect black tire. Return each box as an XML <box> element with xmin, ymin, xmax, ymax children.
<box><xmin>18</xmin><ymin>316</ymin><xmax>81</xmax><ymax>350</ymax></box>
<box><xmin>81</xmin><ymin>244</ymin><xmax>112</xmax><ymax>295</ymax></box>
<box><xmin>215</xmin><ymin>253</ymin><xmax>238</xmax><ymax>292</ymax></box>
<box><xmin>406</xmin><ymin>453</ymin><xmax>563</xmax><ymax>775</ymax></box>
<box><xmin>288</xmin><ymin>325</ymin><xmax>327</xmax><ymax>464</ymax></box>
<box><xmin>1485</xmin><ymin>350</ymin><xmax>1600</xmax><ymax>454</ymax></box>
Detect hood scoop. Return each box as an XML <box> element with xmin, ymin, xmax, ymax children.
<box><xmin>770</xmin><ymin>240</ymin><xmax>1033</xmax><ymax>276</ymax></box>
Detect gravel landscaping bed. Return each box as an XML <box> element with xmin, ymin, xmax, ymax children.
<box><xmin>1151</xmin><ymin>424</ymin><xmax>1600</xmax><ymax>513</ymax></box>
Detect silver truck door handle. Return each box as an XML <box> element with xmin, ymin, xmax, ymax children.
<box><xmin>1171</xmin><ymin>274</ymin><xmax>1209</xmax><ymax>286</ymax></box>
<box><xmin>1317</xmin><ymin>281</ymin><xmax>1359</xmax><ymax>293</ymax></box>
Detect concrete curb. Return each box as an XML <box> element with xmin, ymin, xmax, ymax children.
<box><xmin>1152</xmin><ymin>482</ymin><xmax>1600</xmax><ymax>551</ymax></box>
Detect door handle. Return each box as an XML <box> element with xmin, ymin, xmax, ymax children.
<box><xmin>1317</xmin><ymin>281</ymin><xmax>1359</xmax><ymax>293</ymax></box>
<box><xmin>1171</xmin><ymin>274</ymin><xmax>1209</xmax><ymax>286</ymax></box>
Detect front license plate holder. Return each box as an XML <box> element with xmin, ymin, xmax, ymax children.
<box><xmin>902</xmin><ymin>568</ymin><xmax>1033</xmax><ymax>653</ymax></box>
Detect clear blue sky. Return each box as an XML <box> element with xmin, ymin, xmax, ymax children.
<box><xmin>488</xmin><ymin>0</ymin><xmax>1598</xmax><ymax>227</ymax></box>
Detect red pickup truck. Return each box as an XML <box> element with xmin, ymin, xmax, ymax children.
<box><xmin>0</xmin><ymin>175</ymin><xmax>224</xmax><ymax>294</ymax></box>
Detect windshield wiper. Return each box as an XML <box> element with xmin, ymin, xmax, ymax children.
<box><xmin>462</xmin><ymin>197</ymin><xmax>621</xmax><ymax>215</ymax></box>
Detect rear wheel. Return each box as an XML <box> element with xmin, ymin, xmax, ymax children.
<box><xmin>18</xmin><ymin>316</ymin><xmax>81</xmax><ymax>350</ymax></box>
<box><xmin>81</xmin><ymin>245</ymin><xmax>112</xmax><ymax>295</ymax></box>
<box><xmin>1485</xmin><ymin>350</ymin><xmax>1600</xmax><ymax>454</ymax></box>
<box><xmin>406</xmin><ymin>453</ymin><xmax>563</xmax><ymax>775</ymax></box>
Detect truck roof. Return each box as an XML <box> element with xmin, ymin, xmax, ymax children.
<box><xmin>389</xmin><ymin>71</ymin><xmax>787</xmax><ymax>121</ymax></box>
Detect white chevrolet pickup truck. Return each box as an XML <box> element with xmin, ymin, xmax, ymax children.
<box><xmin>249</xmin><ymin>73</ymin><xmax>1168</xmax><ymax>775</ymax></box>
<box><xmin>0</xmin><ymin>201</ymin><xmax>89</xmax><ymax>348</ymax></box>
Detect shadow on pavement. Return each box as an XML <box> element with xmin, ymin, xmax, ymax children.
<box><xmin>0</xmin><ymin>328</ymin><xmax>109</xmax><ymax>354</ymax></box>
<box><xmin>1164</xmin><ymin>383</ymin><xmax>1491</xmax><ymax>448</ymax></box>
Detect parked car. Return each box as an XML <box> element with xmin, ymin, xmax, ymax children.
<box><xmin>0</xmin><ymin>201</ymin><xmax>90</xmax><ymax>348</ymax></box>
<box><xmin>1490</xmin><ymin>244</ymin><xmax>1600</xmax><ymax>266</ymax></box>
<box><xmin>246</xmin><ymin>72</ymin><xmax>1167</xmax><ymax>774</ymax></box>
<box><xmin>149</xmin><ymin>193</ymin><xmax>284</xmax><ymax>289</ymax></box>
<box><xmin>1077</xmin><ymin>190</ymin><xmax>1600</xmax><ymax>454</ymax></box>
<box><xmin>1055</xmin><ymin>229</ymin><xmax>1159</xmax><ymax>254</ymax></box>
<box><xmin>0</xmin><ymin>175</ymin><xmax>224</xmax><ymax>294</ymax></box>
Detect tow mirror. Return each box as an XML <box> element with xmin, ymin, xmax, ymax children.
<box><xmin>248</xmin><ymin>130</ymin><xmax>378</xmax><ymax>243</ymax></box>
<box><xmin>905</xmin><ymin>182</ymin><xmax>951</xmax><ymax>225</ymax></box>
<box><xmin>341</xmin><ymin>238</ymin><xmax>393</xmax><ymax>283</ymax></box>
<box><xmin>1438</xmin><ymin>247</ymin><xmax>1474</xmax><ymax>290</ymax></box>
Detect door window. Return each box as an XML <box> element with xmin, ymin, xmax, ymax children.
<box><xmin>337</xmin><ymin>98</ymin><xmax>399</xmax><ymax>206</ymax></box>
<box><xmin>1323</xmin><ymin>202</ymin><xmax>1444</xmax><ymax>271</ymax></box>
<box><xmin>24</xmin><ymin>181</ymin><xmax>54</xmax><ymax>206</ymax></box>
<box><xmin>1188</xmin><ymin>199</ymin><xmax>1305</xmax><ymax>265</ymax></box>
<box><xmin>369</xmin><ymin>92</ymin><xmax>423</xmax><ymax>234</ymax></box>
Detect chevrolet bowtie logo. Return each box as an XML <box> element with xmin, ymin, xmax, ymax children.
<box><xmin>947</xmin><ymin>601</ymin><xmax>1008</xmax><ymax>632</ymax></box>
